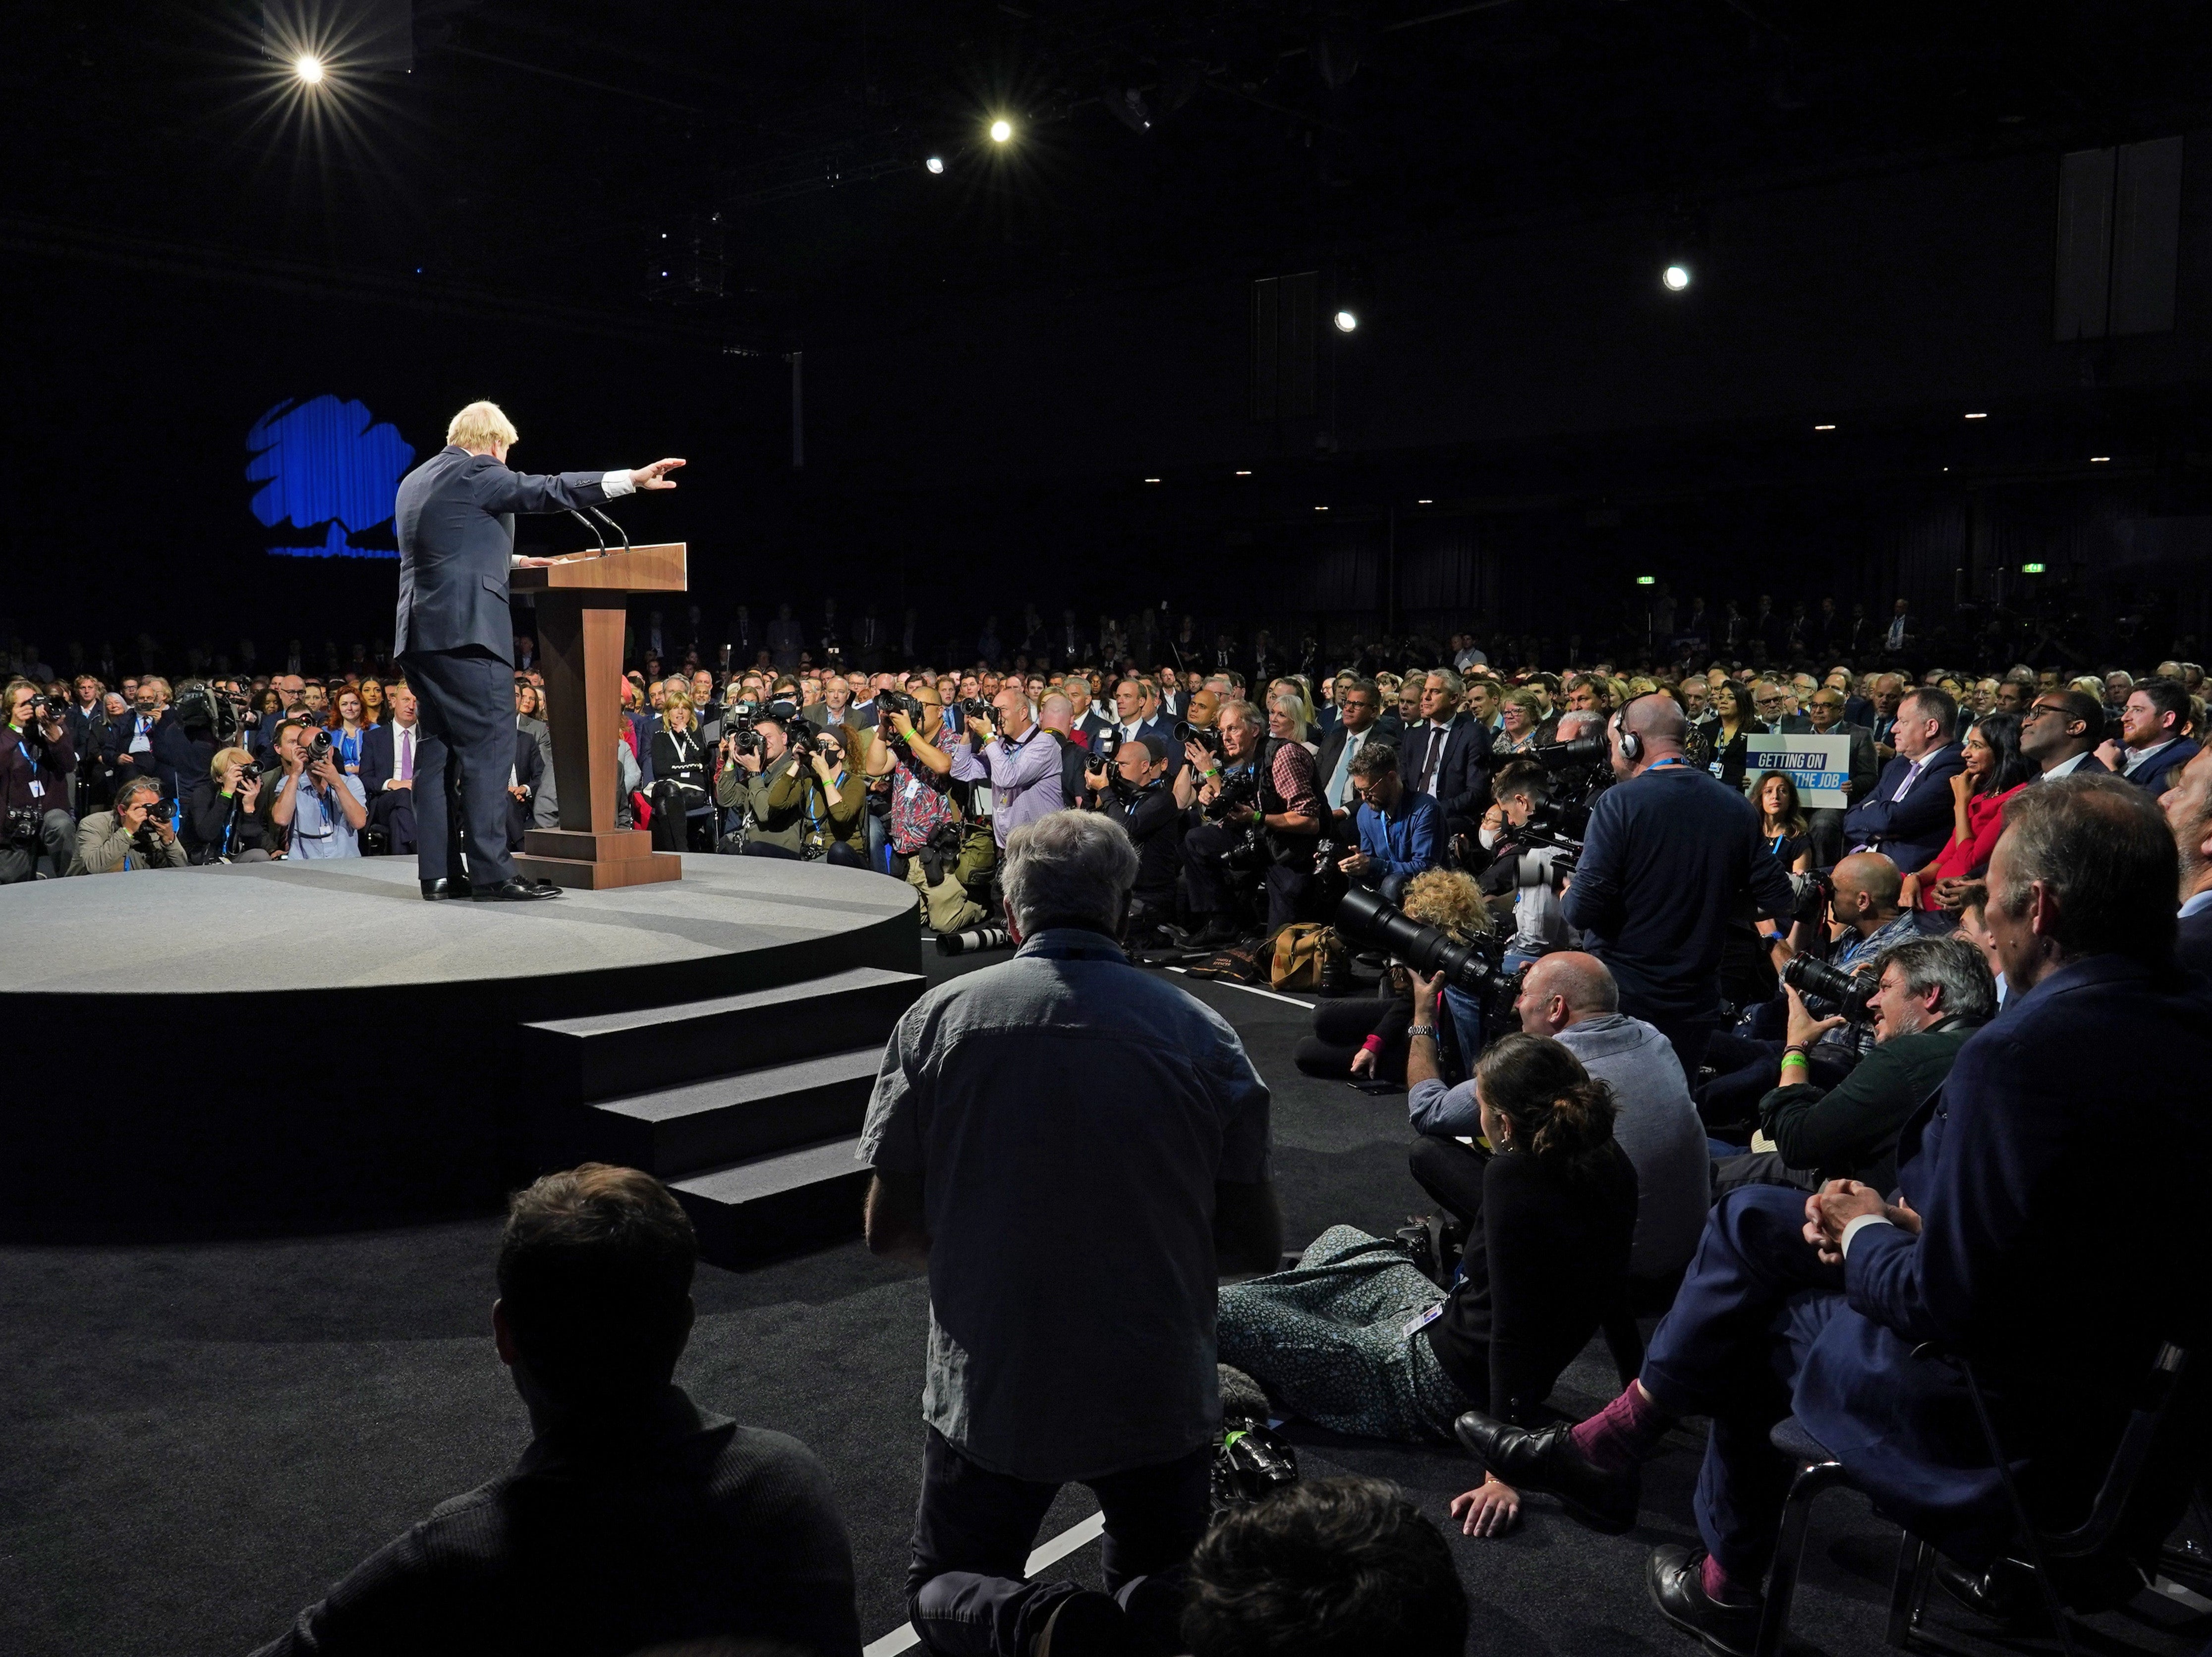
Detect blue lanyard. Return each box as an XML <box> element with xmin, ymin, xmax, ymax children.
<box><xmin>1647</xmin><ymin>756</ymin><xmax>1690</xmax><ymax>772</ymax></box>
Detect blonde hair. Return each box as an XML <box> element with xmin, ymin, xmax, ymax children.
<box><xmin>1401</xmin><ymin>868</ymin><xmax>1494</xmax><ymax>940</ymax></box>
<box><xmin>447</xmin><ymin>400</ymin><xmax>519</xmax><ymax>450</ymax></box>
<box><xmin>210</xmin><ymin>745</ymin><xmax>254</xmax><ymax>780</ymax></box>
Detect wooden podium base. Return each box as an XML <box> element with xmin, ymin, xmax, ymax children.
<box><xmin>515</xmin><ymin>827</ymin><xmax>683</xmax><ymax>891</ymax></box>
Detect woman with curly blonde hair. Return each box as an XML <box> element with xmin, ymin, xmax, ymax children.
<box><xmin>1294</xmin><ymin>867</ymin><xmax>1495</xmax><ymax>1086</ymax></box>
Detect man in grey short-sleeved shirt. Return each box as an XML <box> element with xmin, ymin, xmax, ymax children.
<box><xmin>862</xmin><ymin>809</ymin><xmax>1280</xmax><ymax>1657</ymax></box>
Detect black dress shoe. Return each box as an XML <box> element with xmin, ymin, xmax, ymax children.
<box><xmin>421</xmin><ymin>878</ymin><xmax>472</xmax><ymax>900</ymax></box>
<box><xmin>1169</xmin><ymin>916</ymin><xmax>1239</xmax><ymax>949</ymax></box>
<box><xmin>470</xmin><ymin>877</ymin><xmax>564</xmax><ymax>901</ymax></box>
<box><xmin>1646</xmin><ymin>1545</ymin><xmax>1762</xmax><ymax>1657</ymax></box>
<box><xmin>1453</xmin><ymin>1411</ymin><xmax>1641</xmax><ymax>1534</ymax></box>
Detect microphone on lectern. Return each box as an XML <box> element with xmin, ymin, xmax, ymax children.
<box><xmin>565</xmin><ymin>508</ymin><xmax>608</xmax><ymax>556</ymax></box>
<box><xmin>585</xmin><ymin>506</ymin><xmax>632</xmax><ymax>554</ymax></box>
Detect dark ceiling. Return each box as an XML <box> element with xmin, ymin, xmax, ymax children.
<box><xmin>14</xmin><ymin>0</ymin><xmax>2212</xmax><ymax>350</ymax></box>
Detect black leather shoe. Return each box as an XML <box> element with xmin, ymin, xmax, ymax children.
<box><xmin>1646</xmin><ymin>1545</ymin><xmax>1762</xmax><ymax>1657</ymax></box>
<box><xmin>421</xmin><ymin>878</ymin><xmax>472</xmax><ymax>900</ymax></box>
<box><xmin>1169</xmin><ymin>916</ymin><xmax>1239</xmax><ymax>949</ymax></box>
<box><xmin>470</xmin><ymin>877</ymin><xmax>564</xmax><ymax>902</ymax></box>
<box><xmin>1454</xmin><ymin>1411</ymin><xmax>1641</xmax><ymax>1534</ymax></box>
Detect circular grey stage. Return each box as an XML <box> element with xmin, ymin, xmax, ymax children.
<box><xmin>3</xmin><ymin>856</ymin><xmax>924</xmax><ymax>1242</ymax></box>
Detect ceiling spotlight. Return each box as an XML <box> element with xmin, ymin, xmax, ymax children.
<box><xmin>925</xmin><ymin>156</ymin><xmax>945</xmax><ymax>174</ymax></box>
<box><xmin>1143</xmin><ymin>477</ymin><xmax>1161</xmax><ymax>484</ymax></box>
<box><xmin>989</xmin><ymin>118</ymin><xmax>1013</xmax><ymax>143</ymax></box>
<box><xmin>1964</xmin><ymin>411</ymin><xmax>1987</xmax><ymax>420</ymax></box>
<box><xmin>2090</xmin><ymin>455</ymin><xmax>2111</xmax><ymax>463</ymax></box>
<box><xmin>1314</xmin><ymin>505</ymin><xmax>1328</xmax><ymax>512</ymax></box>
<box><xmin>1814</xmin><ymin>423</ymin><xmax>1836</xmax><ymax>431</ymax></box>
<box><xmin>1416</xmin><ymin>498</ymin><xmax>1433</xmax><ymax>504</ymax></box>
<box><xmin>1333</xmin><ymin>309</ymin><xmax>1359</xmax><ymax>333</ymax></box>
<box><xmin>293</xmin><ymin>54</ymin><xmax>325</xmax><ymax>85</ymax></box>
<box><xmin>1662</xmin><ymin>264</ymin><xmax>1692</xmax><ymax>291</ymax></box>
<box><xmin>1234</xmin><ymin>469</ymin><xmax>1251</xmax><ymax>476</ymax></box>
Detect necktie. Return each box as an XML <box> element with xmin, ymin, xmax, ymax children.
<box><xmin>1327</xmin><ymin>731</ymin><xmax>1362</xmax><ymax>809</ymax></box>
<box><xmin>399</xmin><ymin>728</ymin><xmax>413</xmax><ymax>781</ymax></box>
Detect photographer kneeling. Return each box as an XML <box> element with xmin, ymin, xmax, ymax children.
<box><xmin>799</xmin><ymin>724</ymin><xmax>868</xmax><ymax>866</ymax></box>
<box><xmin>69</xmin><ymin>775</ymin><xmax>188</xmax><ymax>874</ymax></box>
<box><xmin>1712</xmin><ymin>933</ymin><xmax>1992</xmax><ymax>1196</ymax></box>
<box><xmin>1081</xmin><ymin>733</ymin><xmax>1184</xmax><ymax>942</ymax></box>
<box><xmin>718</xmin><ymin>715</ymin><xmax>808</xmax><ymax>859</ymax></box>
<box><xmin>1</xmin><ymin>676</ymin><xmax>78</xmax><ymax>882</ymax></box>
<box><xmin>184</xmin><ymin>746</ymin><xmax>271</xmax><ymax>863</ymax></box>
<box><xmin>268</xmin><ymin>718</ymin><xmax>369</xmax><ymax>860</ymax></box>
<box><xmin>1175</xmin><ymin>698</ymin><xmax>1323</xmax><ymax>948</ymax></box>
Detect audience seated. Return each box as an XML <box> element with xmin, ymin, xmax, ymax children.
<box><xmin>1182</xmin><ymin>1477</ymin><xmax>1468</xmax><ymax>1656</ymax></box>
<box><xmin>2167</xmin><ymin>742</ymin><xmax>2212</xmax><ymax>976</ymax></box>
<box><xmin>1897</xmin><ymin>711</ymin><xmax>2036</xmax><ymax>914</ymax></box>
<box><xmin>1456</xmin><ymin>777</ymin><xmax>2212</xmax><ymax>1651</ymax></box>
<box><xmin>1839</xmin><ymin>686</ymin><xmax>1965</xmax><ymax>873</ymax></box>
<box><xmin>250</xmin><ymin>1164</ymin><xmax>863</xmax><ymax>1657</ymax></box>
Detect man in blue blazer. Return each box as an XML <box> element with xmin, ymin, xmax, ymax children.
<box><xmin>393</xmin><ymin>400</ymin><xmax>682</xmax><ymax>900</ymax></box>
<box><xmin>1453</xmin><ymin>777</ymin><xmax>2211</xmax><ymax>1652</ymax></box>
<box><xmin>1840</xmin><ymin>686</ymin><xmax>1965</xmax><ymax>874</ymax></box>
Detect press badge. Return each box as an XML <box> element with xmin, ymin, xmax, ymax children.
<box><xmin>1403</xmin><ymin>1302</ymin><xmax>1444</xmax><ymax>1337</ymax></box>
<box><xmin>28</xmin><ymin>780</ymin><xmax>43</xmax><ymax>797</ymax></box>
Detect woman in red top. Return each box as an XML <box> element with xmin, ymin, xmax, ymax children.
<box><xmin>1901</xmin><ymin>711</ymin><xmax>2037</xmax><ymax>913</ymax></box>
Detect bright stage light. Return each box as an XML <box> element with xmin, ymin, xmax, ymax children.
<box><xmin>1333</xmin><ymin>309</ymin><xmax>1358</xmax><ymax>333</ymax></box>
<box><xmin>926</xmin><ymin>155</ymin><xmax>945</xmax><ymax>174</ymax></box>
<box><xmin>1662</xmin><ymin>264</ymin><xmax>1691</xmax><ymax>291</ymax></box>
<box><xmin>294</xmin><ymin>54</ymin><xmax>326</xmax><ymax>85</ymax></box>
<box><xmin>989</xmin><ymin>118</ymin><xmax>1013</xmax><ymax>143</ymax></box>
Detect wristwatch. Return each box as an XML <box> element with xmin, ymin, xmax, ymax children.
<box><xmin>1407</xmin><ymin>1024</ymin><xmax>1438</xmax><ymax>1041</ymax></box>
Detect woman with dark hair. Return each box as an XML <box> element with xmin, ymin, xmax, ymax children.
<box><xmin>1901</xmin><ymin>710</ymin><xmax>2037</xmax><ymax>913</ymax></box>
<box><xmin>1216</xmin><ymin>1030</ymin><xmax>1638</xmax><ymax>1536</ymax></box>
<box><xmin>358</xmin><ymin>676</ymin><xmax>389</xmax><ymax>726</ymax></box>
<box><xmin>1705</xmin><ymin>681</ymin><xmax>1764</xmax><ymax>788</ymax></box>
<box><xmin>1751</xmin><ymin>772</ymin><xmax>1811</xmax><ymax>967</ymax></box>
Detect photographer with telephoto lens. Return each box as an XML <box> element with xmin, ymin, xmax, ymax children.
<box><xmin>0</xmin><ymin>676</ymin><xmax>79</xmax><ymax>882</ymax></box>
<box><xmin>69</xmin><ymin>774</ymin><xmax>188</xmax><ymax>874</ymax></box>
<box><xmin>866</xmin><ymin>684</ymin><xmax>991</xmax><ymax>931</ymax></box>
<box><xmin>184</xmin><ymin>746</ymin><xmax>272</xmax><ymax>863</ymax></box>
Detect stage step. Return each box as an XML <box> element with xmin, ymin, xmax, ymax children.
<box><xmin>576</xmin><ymin>1047</ymin><xmax>883</xmax><ymax>1179</ymax></box>
<box><xmin>670</xmin><ymin>1134</ymin><xmax>872</xmax><ymax>1267</ymax></box>
<box><xmin>523</xmin><ymin>967</ymin><xmax>923</xmax><ymax>1105</ymax></box>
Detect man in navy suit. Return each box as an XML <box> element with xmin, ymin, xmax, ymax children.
<box><xmin>2102</xmin><ymin>677</ymin><xmax>2199</xmax><ymax>797</ymax></box>
<box><xmin>358</xmin><ymin>681</ymin><xmax>424</xmax><ymax>854</ymax></box>
<box><xmin>1457</xmin><ymin>777</ymin><xmax>2211</xmax><ymax>1651</ymax></box>
<box><xmin>1840</xmin><ymin>686</ymin><xmax>1965</xmax><ymax>874</ymax></box>
<box><xmin>2166</xmin><ymin>743</ymin><xmax>2212</xmax><ymax>977</ymax></box>
<box><xmin>393</xmin><ymin>400</ymin><xmax>682</xmax><ymax>900</ymax></box>
<box><xmin>2021</xmin><ymin>689</ymin><xmax>2110</xmax><ymax>782</ymax></box>
<box><xmin>1402</xmin><ymin>668</ymin><xmax>1492</xmax><ymax>836</ymax></box>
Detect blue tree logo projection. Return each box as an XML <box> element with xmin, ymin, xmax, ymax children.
<box><xmin>246</xmin><ymin>396</ymin><xmax>415</xmax><ymax>558</ymax></box>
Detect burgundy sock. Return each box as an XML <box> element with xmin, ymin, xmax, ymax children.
<box><xmin>1568</xmin><ymin>1384</ymin><xmax>1676</xmax><ymax>1474</ymax></box>
<box><xmin>1702</xmin><ymin>1552</ymin><xmax>1747</xmax><ymax>1605</ymax></box>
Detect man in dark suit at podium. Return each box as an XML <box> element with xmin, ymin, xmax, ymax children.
<box><xmin>393</xmin><ymin>400</ymin><xmax>683</xmax><ymax>901</ymax></box>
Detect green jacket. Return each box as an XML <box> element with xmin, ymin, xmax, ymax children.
<box><xmin>1757</xmin><ymin>1015</ymin><xmax>1984</xmax><ymax>1191</ymax></box>
<box><xmin>716</xmin><ymin>751</ymin><xmax>809</xmax><ymax>853</ymax></box>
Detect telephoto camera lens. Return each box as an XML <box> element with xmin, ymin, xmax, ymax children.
<box><xmin>1780</xmin><ymin>954</ymin><xmax>1879</xmax><ymax>1023</ymax></box>
<box><xmin>936</xmin><ymin>925</ymin><xmax>1015</xmax><ymax>957</ymax></box>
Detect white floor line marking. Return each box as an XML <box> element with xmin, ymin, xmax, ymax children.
<box><xmin>1164</xmin><ymin>966</ymin><xmax>1314</xmax><ymax>1008</ymax></box>
<box><xmin>860</xmin><ymin>1511</ymin><xmax>1108</xmax><ymax>1657</ymax></box>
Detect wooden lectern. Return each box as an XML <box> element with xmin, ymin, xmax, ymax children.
<box><xmin>510</xmin><ymin>544</ymin><xmax>688</xmax><ymax>890</ymax></box>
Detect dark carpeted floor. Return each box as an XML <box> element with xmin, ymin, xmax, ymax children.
<box><xmin>3</xmin><ymin>953</ymin><xmax>2205</xmax><ymax>1657</ymax></box>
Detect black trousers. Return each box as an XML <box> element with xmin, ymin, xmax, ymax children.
<box><xmin>397</xmin><ymin>647</ymin><xmax>515</xmax><ymax>887</ymax></box>
<box><xmin>1182</xmin><ymin>821</ymin><xmax>1314</xmax><ymax>931</ymax></box>
<box><xmin>366</xmin><ymin>787</ymin><xmax>417</xmax><ymax>855</ymax></box>
<box><xmin>1296</xmin><ymin>996</ymin><xmax>1410</xmax><ymax>1081</ymax></box>
<box><xmin>906</xmin><ymin>1427</ymin><xmax>1210</xmax><ymax>1657</ymax></box>
<box><xmin>0</xmin><ymin>807</ymin><xmax>74</xmax><ymax>883</ymax></box>
<box><xmin>1409</xmin><ymin>1132</ymin><xmax>1491</xmax><ymax>1234</ymax></box>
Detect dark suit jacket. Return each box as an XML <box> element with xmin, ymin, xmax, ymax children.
<box><xmin>2122</xmin><ymin>736</ymin><xmax>2199</xmax><ymax>797</ymax></box>
<box><xmin>2179</xmin><ymin>904</ymin><xmax>2212</xmax><ymax>978</ymax></box>
<box><xmin>1840</xmin><ymin>743</ymin><xmax>1966</xmax><ymax>873</ymax></box>
<box><xmin>1795</xmin><ymin>954</ymin><xmax>2212</xmax><ymax>1566</ymax></box>
<box><xmin>394</xmin><ymin>445</ymin><xmax>615</xmax><ymax>661</ymax></box>
<box><xmin>1404</xmin><ymin>714</ymin><xmax>1492</xmax><ymax>824</ymax></box>
<box><xmin>249</xmin><ymin>1388</ymin><xmax>861</xmax><ymax>1657</ymax></box>
<box><xmin>359</xmin><ymin>722</ymin><xmax>422</xmax><ymax>796</ymax></box>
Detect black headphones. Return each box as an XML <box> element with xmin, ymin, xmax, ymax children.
<box><xmin>1610</xmin><ymin>689</ymin><xmax>1669</xmax><ymax>765</ymax></box>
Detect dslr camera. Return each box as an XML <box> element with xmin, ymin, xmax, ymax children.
<box><xmin>1334</xmin><ymin>884</ymin><xmax>1526</xmax><ymax>1042</ymax></box>
<box><xmin>1780</xmin><ymin>953</ymin><xmax>1878</xmax><ymax>1024</ymax></box>
<box><xmin>1176</xmin><ymin>719</ymin><xmax>1224</xmax><ymax>759</ymax></box>
<box><xmin>305</xmin><ymin>729</ymin><xmax>334</xmax><ymax>767</ymax></box>
<box><xmin>877</xmin><ymin>688</ymin><xmax>925</xmax><ymax>725</ymax></box>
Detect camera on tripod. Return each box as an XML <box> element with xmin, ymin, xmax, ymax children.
<box><xmin>1780</xmin><ymin>953</ymin><xmax>1878</xmax><ymax>1024</ymax></box>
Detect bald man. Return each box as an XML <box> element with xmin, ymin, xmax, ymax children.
<box><xmin>1561</xmin><ymin>695</ymin><xmax>1798</xmax><ymax>1077</ymax></box>
<box><xmin>1407</xmin><ymin>953</ymin><xmax>1708</xmax><ymax>1280</ymax></box>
